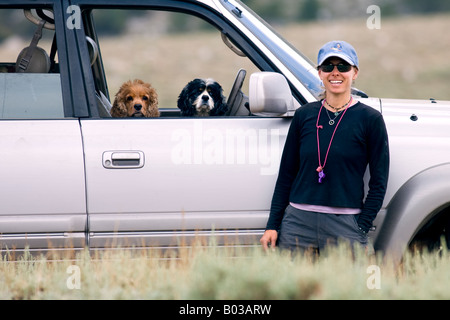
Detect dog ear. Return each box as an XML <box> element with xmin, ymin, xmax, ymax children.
<box><xmin>177</xmin><ymin>84</ymin><xmax>195</xmax><ymax>116</ymax></box>
<box><xmin>147</xmin><ymin>85</ymin><xmax>160</xmax><ymax>117</ymax></box>
<box><xmin>211</xmin><ymin>100</ymin><xmax>228</xmax><ymax>116</ymax></box>
<box><xmin>111</xmin><ymin>101</ymin><xmax>127</xmax><ymax>117</ymax></box>
<box><xmin>210</xmin><ymin>83</ymin><xmax>228</xmax><ymax>116</ymax></box>
<box><xmin>111</xmin><ymin>96</ymin><xmax>128</xmax><ymax>117</ymax></box>
<box><xmin>110</xmin><ymin>82</ymin><xmax>131</xmax><ymax>117</ymax></box>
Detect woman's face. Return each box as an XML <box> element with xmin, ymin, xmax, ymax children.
<box><xmin>318</xmin><ymin>57</ymin><xmax>358</xmax><ymax>97</ymax></box>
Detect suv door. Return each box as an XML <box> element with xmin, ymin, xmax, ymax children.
<box><xmin>77</xmin><ymin>3</ymin><xmax>292</xmax><ymax>251</ymax></box>
<box><xmin>82</xmin><ymin>118</ymin><xmax>286</xmax><ymax>249</ymax></box>
<box><xmin>0</xmin><ymin>4</ymin><xmax>87</xmax><ymax>256</ymax></box>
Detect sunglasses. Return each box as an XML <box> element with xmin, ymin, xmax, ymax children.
<box><xmin>318</xmin><ymin>63</ymin><xmax>352</xmax><ymax>73</ymax></box>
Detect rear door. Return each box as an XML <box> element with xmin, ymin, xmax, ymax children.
<box><xmin>0</xmin><ymin>3</ymin><xmax>87</xmax><ymax>255</ymax></box>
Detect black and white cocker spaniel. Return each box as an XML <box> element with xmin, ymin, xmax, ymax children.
<box><xmin>177</xmin><ymin>78</ymin><xmax>228</xmax><ymax>116</ymax></box>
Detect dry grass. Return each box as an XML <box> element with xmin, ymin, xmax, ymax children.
<box><xmin>1</xmin><ymin>242</ymin><xmax>450</xmax><ymax>300</ymax></box>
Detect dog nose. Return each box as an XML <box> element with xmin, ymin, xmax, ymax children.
<box><xmin>134</xmin><ymin>104</ymin><xmax>142</xmax><ymax>111</ymax></box>
<box><xmin>202</xmin><ymin>95</ymin><xmax>209</xmax><ymax>101</ymax></box>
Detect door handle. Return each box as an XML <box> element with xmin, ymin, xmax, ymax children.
<box><xmin>102</xmin><ymin>151</ymin><xmax>144</xmax><ymax>169</ymax></box>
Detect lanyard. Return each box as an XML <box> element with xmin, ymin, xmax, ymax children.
<box><xmin>315</xmin><ymin>98</ymin><xmax>352</xmax><ymax>183</ymax></box>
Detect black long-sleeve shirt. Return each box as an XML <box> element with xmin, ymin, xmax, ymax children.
<box><xmin>266</xmin><ymin>101</ymin><xmax>389</xmax><ymax>232</ymax></box>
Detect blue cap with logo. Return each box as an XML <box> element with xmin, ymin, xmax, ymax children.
<box><xmin>317</xmin><ymin>40</ymin><xmax>359</xmax><ymax>68</ymax></box>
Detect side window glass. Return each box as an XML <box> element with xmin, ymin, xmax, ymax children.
<box><xmin>90</xmin><ymin>9</ymin><xmax>259</xmax><ymax>117</ymax></box>
<box><xmin>0</xmin><ymin>8</ymin><xmax>64</xmax><ymax>119</ymax></box>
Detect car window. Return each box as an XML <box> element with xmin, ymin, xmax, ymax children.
<box><xmin>0</xmin><ymin>8</ymin><xmax>64</xmax><ymax>119</ymax></box>
<box><xmin>88</xmin><ymin>9</ymin><xmax>260</xmax><ymax>117</ymax></box>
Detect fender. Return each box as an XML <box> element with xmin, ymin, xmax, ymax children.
<box><xmin>374</xmin><ymin>163</ymin><xmax>450</xmax><ymax>262</ymax></box>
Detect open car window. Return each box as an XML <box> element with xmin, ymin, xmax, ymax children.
<box><xmin>87</xmin><ymin>8</ymin><xmax>261</xmax><ymax>117</ymax></box>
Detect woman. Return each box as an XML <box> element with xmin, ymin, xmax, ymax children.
<box><xmin>260</xmin><ymin>40</ymin><xmax>389</xmax><ymax>254</ymax></box>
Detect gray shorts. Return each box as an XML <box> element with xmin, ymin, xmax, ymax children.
<box><xmin>277</xmin><ymin>204</ymin><xmax>369</xmax><ymax>252</ymax></box>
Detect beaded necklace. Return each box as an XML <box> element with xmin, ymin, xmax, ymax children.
<box><xmin>325</xmin><ymin>98</ymin><xmax>352</xmax><ymax>112</ymax></box>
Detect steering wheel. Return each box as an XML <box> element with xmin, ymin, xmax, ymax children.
<box><xmin>24</xmin><ymin>9</ymin><xmax>55</xmax><ymax>30</ymax></box>
<box><xmin>226</xmin><ymin>69</ymin><xmax>246</xmax><ymax>116</ymax></box>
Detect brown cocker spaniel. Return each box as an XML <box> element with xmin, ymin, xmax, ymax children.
<box><xmin>111</xmin><ymin>79</ymin><xmax>159</xmax><ymax>117</ymax></box>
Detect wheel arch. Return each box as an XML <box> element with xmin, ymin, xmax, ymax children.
<box><xmin>374</xmin><ymin>163</ymin><xmax>450</xmax><ymax>262</ymax></box>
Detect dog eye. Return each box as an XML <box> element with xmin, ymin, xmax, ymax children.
<box><xmin>127</xmin><ymin>96</ymin><xmax>133</xmax><ymax>101</ymax></box>
<box><xmin>207</xmin><ymin>88</ymin><xmax>212</xmax><ymax>93</ymax></box>
<box><xmin>198</xmin><ymin>87</ymin><xmax>205</xmax><ymax>92</ymax></box>
<box><xmin>142</xmin><ymin>96</ymin><xmax>148</xmax><ymax>101</ymax></box>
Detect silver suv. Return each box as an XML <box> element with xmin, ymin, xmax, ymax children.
<box><xmin>1</xmin><ymin>0</ymin><xmax>449</xmax><ymax>263</ymax></box>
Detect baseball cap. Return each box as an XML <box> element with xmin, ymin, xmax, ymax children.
<box><xmin>317</xmin><ymin>40</ymin><xmax>359</xmax><ymax>68</ymax></box>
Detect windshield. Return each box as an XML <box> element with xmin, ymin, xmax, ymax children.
<box><xmin>224</xmin><ymin>0</ymin><xmax>323</xmax><ymax>100</ymax></box>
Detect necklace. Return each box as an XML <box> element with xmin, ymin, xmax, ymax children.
<box><xmin>315</xmin><ymin>97</ymin><xmax>352</xmax><ymax>183</ymax></box>
<box><xmin>324</xmin><ymin>98</ymin><xmax>351</xmax><ymax>125</ymax></box>
<box><xmin>325</xmin><ymin>108</ymin><xmax>342</xmax><ymax>125</ymax></box>
<box><xmin>325</xmin><ymin>98</ymin><xmax>352</xmax><ymax>113</ymax></box>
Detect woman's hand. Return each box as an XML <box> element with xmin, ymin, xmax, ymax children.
<box><xmin>260</xmin><ymin>229</ymin><xmax>278</xmax><ymax>251</ymax></box>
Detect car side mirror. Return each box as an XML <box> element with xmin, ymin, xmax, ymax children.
<box><xmin>249</xmin><ymin>72</ymin><xmax>294</xmax><ymax>116</ymax></box>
